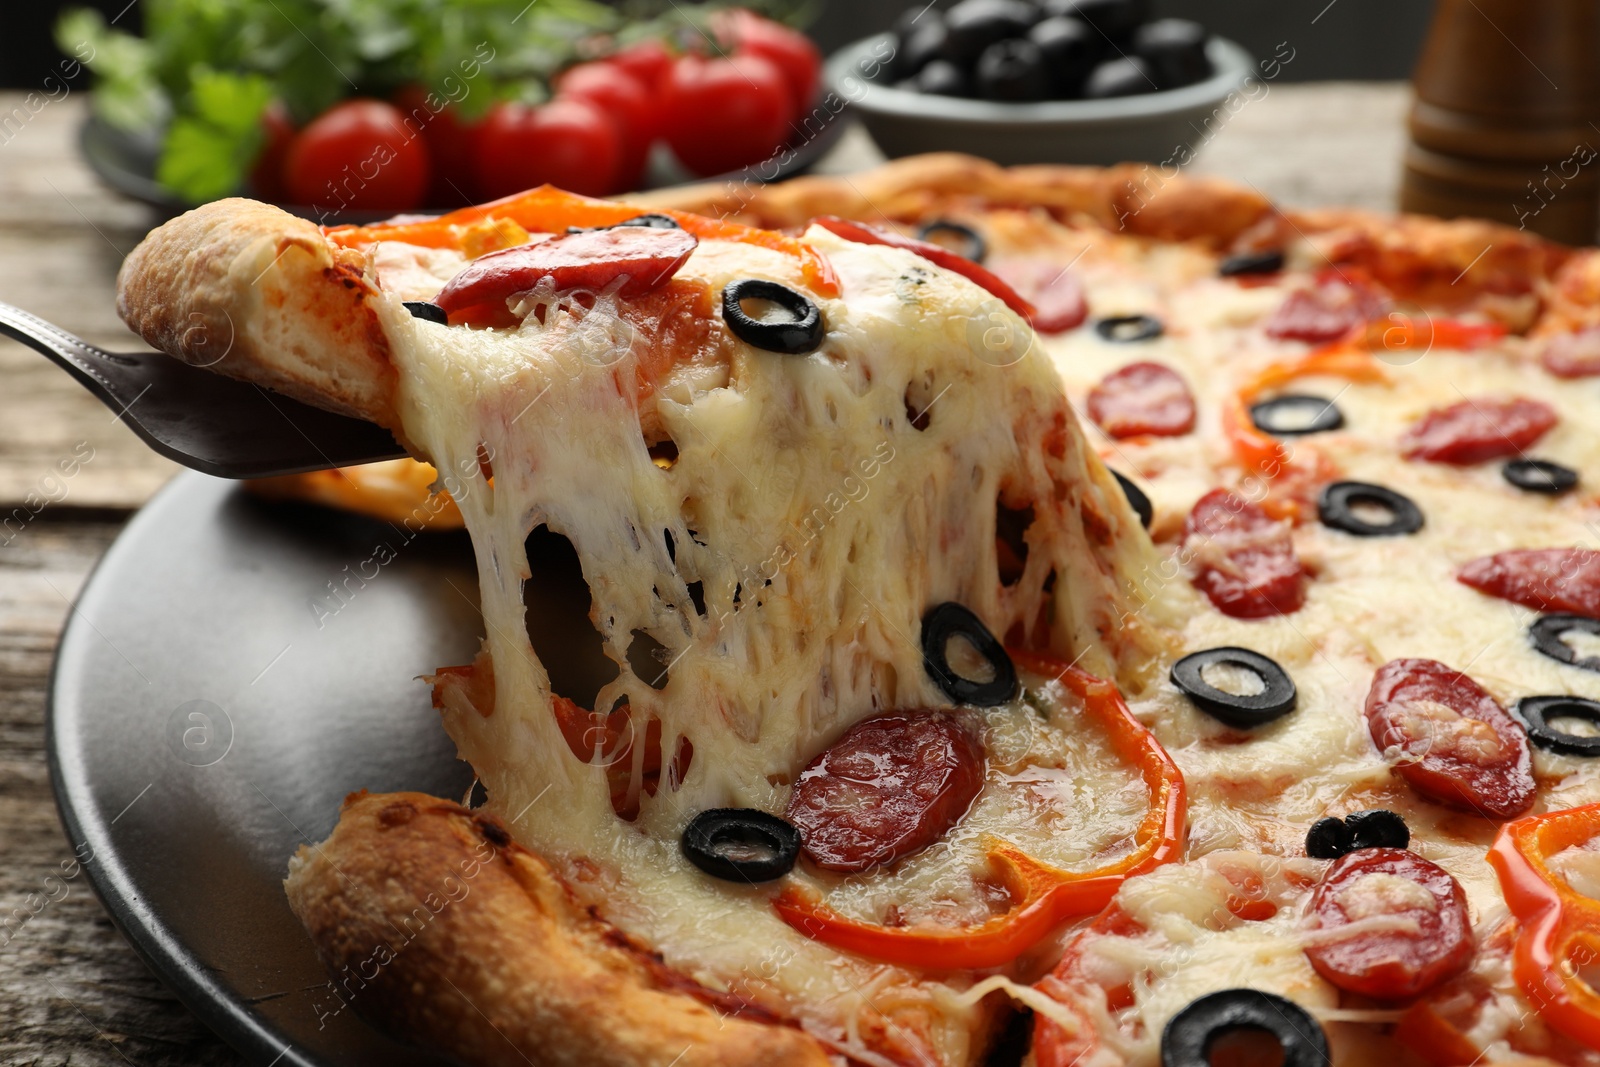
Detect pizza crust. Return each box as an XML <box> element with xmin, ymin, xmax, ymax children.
<box><xmin>631</xmin><ymin>152</ymin><xmax>1277</xmax><ymax>249</ymax></box>
<box><xmin>116</xmin><ymin>198</ymin><xmax>402</xmax><ymax>429</ymax></box>
<box><xmin>285</xmin><ymin>790</ymin><xmax>833</xmax><ymax>1067</ymax></box>
<box><xmin>635</xmin><ymin>153</ymin><xmax>1567</xmax><ymax>315</ymax></box>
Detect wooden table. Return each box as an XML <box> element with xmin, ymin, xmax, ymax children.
<box><xmin>0</xmin><ymin>83</ymin><xmax>1409</xmax><ymax>1065</ymax></box>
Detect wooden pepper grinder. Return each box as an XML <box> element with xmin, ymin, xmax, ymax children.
<box><xmin>1400</xmin><ymin>0</ymin><xmax>1600</xmax><ymax>245</ymax></box>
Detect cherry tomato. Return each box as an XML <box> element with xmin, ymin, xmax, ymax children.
<box><xmin>785</xmin><ymin>710</ymin><xmax>984</xmax><ymax>872</ymax></box>
<box><xmin>610</xmin><ymin>38</ymin><xmax>675</xmax><ymax>94</ymax></box>
<box><xmin>661</xmin><ymin>53</ymin><xmax>792</xmax><ymax>177</ymax></box>
<box><xmin>433</xmin><ymin>226</ymin><xmax>699</xmax><ymax>326</ymax></box>
<box><xmin>1364</xmin><ymin>658</ymin><xmax>1534</xmax><ymax>819</ymax></box>
<box><xmin>248</xmin><ymin>100</ymin><xmax>296</xmax><ymax>203</ymax></box>
<box><xmin>1458</xmin><ymin>547</ymin><xmax>1600</xmax><ymax>619</ymax></box>
<box><xmin>1087</xmin><ymin>361</ymin><xmax>1197</xmax><ymax>438</ymax></box>
<box><xmin>475</xmin><ymin>98</ymin><xmax>621</xmax><ymax>200</ymax></box>
<box><xmin>556</xmin><ymin>60</ymin><xmax>658</xmax><ymax>193</ymax></box>
<box><xmin>393</xmin><ymin>85</ymin><xmax>484</xmax><ymax>207</ymax></box>
<box><xmin>1183</xmin><ymin>488</ymin><xmax>1307</xmax><ymax>618</ymax></box>
<box><xmin>1400</xmin><ymin>396</ymin><xmax>1557</xmax><ymax>465</ymax></box>
<box><xmin>1305</xmin><ymin>848</ymin><xmax>1474</xmax><ymax>1000</ymax></box>
<box><xmin>283</xmin><ymin>99</ymin><xmax>431</xmax><ymax>213</ymax></box>
<box><xmin>718</xmin><ymin>9</ymin><xmax>821</xmax><ymax>117</ymax></box>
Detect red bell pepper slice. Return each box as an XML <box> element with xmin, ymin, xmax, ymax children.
<box><xmin>1360</xmin><ymin>314</ymin><xmax>1508</xmax><ymax>355</ymax></box>
<box><xmin>809</xmin><ymin>216</ymin><xmax>1037</xmax><ymax>323</ymax></box>
<box><xmin>1487</xmin><ymin>803</ymin><xmax>1600</xmax><ymax>1049</ymax></box>
<box><xmin>772</xmin><ymin>651</ymin><xmax>1186</xmax><ymax>970</ymax></box>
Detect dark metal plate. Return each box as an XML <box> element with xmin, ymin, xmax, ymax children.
<box><xmin>49</xmin><ymin>472</ymin><xmax>483</xmax><ymax>1066</ymax></box>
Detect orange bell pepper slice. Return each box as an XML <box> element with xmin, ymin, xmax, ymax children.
<box><xmin>324</xmin><ymin>185</ymin><xmax>839</xmax><ymax>298</ymax></box>
<box><xmin>1225</xmin><ymin>346</ymin><xmax>1391</xmax><ymax>477</ymax></box>
<box><xmin>772</xmin><ymin>650</ymin><xmax>1186</xmax><ymax>970</ymax></box>
<box><xmin>1487</xmin><ymin>803</ymin><xmax>1600</xmax><ymax>1050</ymax></box>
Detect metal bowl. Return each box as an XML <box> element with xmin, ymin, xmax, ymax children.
<box><xmin>826</xmin><ymin>33</ymin><xmax>1255</xmax><ymax>166</ymax></box>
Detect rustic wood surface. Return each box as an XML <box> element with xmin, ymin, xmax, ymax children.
<box><xmin>0</xmin><ymin>83</ymin><xmax>1407</xmax><ymax>1066</ymax></box>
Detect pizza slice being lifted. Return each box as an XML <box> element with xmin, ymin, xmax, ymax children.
<box><xmin>116</xmin><ymin>155</ymin><xmax>1600</xmax><ymax>1067</ymax></box>
<box><xmin>119</xmin><ymin>174</ymin><xmax>1180</xmax><ymax>1067</ymax></box>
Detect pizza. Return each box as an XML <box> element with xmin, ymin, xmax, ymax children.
<box><xmin>113</xmin><ymin>152</ymin><xmax>1600</xmax><ymax>1067</ymax></box>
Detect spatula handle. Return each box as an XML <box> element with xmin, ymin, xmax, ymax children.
<box><xmin>0</xmin><ymin>302</ymin><xmax>147</xmax><ymax>417</ymax></box>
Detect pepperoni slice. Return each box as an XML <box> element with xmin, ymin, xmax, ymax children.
<box><xmin>1364</xmin><ymin>658</ymin><xmax>1534</xmax><ymax>818</ymax></box>
<box><xmin>810</xmin><ymin>216</ymin><xmax>1037</xmax><ymax>322</ymax></box>
<box><xmin>1458</xmin><ymin>547</ymin><xmax>1600</xmax><ymax>618</ymax></box>
<box><xmin>1264</xmin><ymin>271</ymin><xmax>1389</xmax><ymax>343</ymax></box>
<box><xmin>1086</xmin><ymin>361</ymin><xmax>1196</xmax><ymax>438</ymax></box>
<box><xmin>1399</xmin><ymin>396</ymin><xmax>1557</xmax><ymax>465</ymax></box>
<box><xmin>785</xmin><ymin>710</ymin><xmax>984</xmax><ymax>873</ymax></box>
<box><xmin>434</xmin><ymin>226</ymin><xmax>698</xmax><ymax>326</ymax></box>
<box><xmin>989</xmin><ymin>257</ymin><xmax>1088</xmax><ymax>334</ymax></box>
<box><xmin>1304</xmin><ymin>848</ymin><xmax>1474</xmax><ymax>1000</ymax></box>
<box><xmin>1539</xmin><ymin>327</ymin><xmax>1600</xmax><ymax>379</ymax></box>
<box><xmin>1182</xmin><ymin>488</ymin><xmax>1307</xmax><ymax>618</ymax></box>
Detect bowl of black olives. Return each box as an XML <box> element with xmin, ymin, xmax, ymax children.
<box><xmin>826</xmin><ymin>0</ymin><xmax>1253</xmax><ymax>165</ymax></box>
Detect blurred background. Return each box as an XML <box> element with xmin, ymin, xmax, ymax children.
<box><xmin>4</xmin><ymin>0</ymin><xmax>1434</xmax><ymax>88</ymax></box>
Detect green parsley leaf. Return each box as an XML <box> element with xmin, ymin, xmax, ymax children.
<box><xmin>156</xmin><ymin>69</ymin><xmax>273</xmax><ymax>202</ymax></box>
<box><xmin>57</xmin><ymin>9</ymin><xmax>169</xmax><ymax>131</ymax></box>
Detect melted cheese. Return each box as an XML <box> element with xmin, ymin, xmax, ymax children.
<box><xmin>370</xmin><ymin>228</ymin><xmax>1165</xmax><ymax>1060</ymax></box>
<box><xmin>1030</xmin><ymin>233</ymin><xmax>1600</xmax><ymax>1064</ymax></box>
<box><xmin>360</xmin><ymin>208</ymin><xmax>1600</xmax><ymax>1065</ymax></box>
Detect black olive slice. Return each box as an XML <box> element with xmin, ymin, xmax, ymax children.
<box><xmin>1170</xmin><ymin>647</ymin><xmax>1296</xmax><ymax>729</ymax></box>
<box><xmin>1094</xmin><ymin>314</ymin><xmax>1164</xmax><ymax>343</ymax></box>
<box><xmin>916</xmin><ymin>219</ymin><xmax>987</xmax><ymax>264</ymax></box>
<box><xmin>1317</xmin><ymin>481</ymin><xmax>1424</xmax><ymax>537</ymax></box>
<box><xmin>681</xmin><ymin>809</ymin><xmax>801</xmax><ymax>882</ymax></box>
<box><xmin>1304</xmin><ymin>810</ymin><xmax>1408</xmax><ymax>858</ymax></box>
<box><xmin>403</xmin><ymin>300</ymin><xmax>449</xmax><ymax>325</ymax></box>
<box><xmin>1344</xmin><ymin>808</ymin><xmax>1410</xmax><ymax>851</ymax></box>
<box><xmin>1161</xmin><ymin>989</ymin><xmax>1329</xmax><ymax>1067</ymax></box>
<box><xmin>614</xmin><ymin>213</ymin><xmax>681</xmax><ymax>229</ymax></box>
<box><xmin>1304</xmin><ymin>816</ymin><xmax>1351</xmax><ymax>859</ymax></box>
<box><xmin>1503</xmin><ymin>458</ymin><xmax>1578</xmax><ymax>495</ymax></box>
<box><xmin>1530</xmin><ymin>614</ymin><xmax>1600</xmax><ymax>673</ymax></box>
<box><xmin>722</xmin><ymin>279</ymin><xmax>825</xmax><ymax>355</ymax></box>
<box><xmin>921</xmin><ymin>602</ymin><xmax>1018</xmax><ymax>707</ymax></box>
<box><xmin>1219</xmin><ymin>249</ymin><xmax>1285</xmax><ymax>277</ymax></box>
<box><xmin>568</xmin><ymin>213</ymin><xmax>683</xmax><ymax>234</ymax></box>
<box><xmin>1515</xmin><ymin>696</ymin><xmax>1600</xmax><ymax>757</ymax></box>
<box><xmin>1249</xmin><ymin>393</ymin><xmax>1344</xmax><ymax>437</ymax></box>
<box><xmin>1111</xmin><ymin>469</ymin><xmax>1153</xmax><ymax>529</ymax></box>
